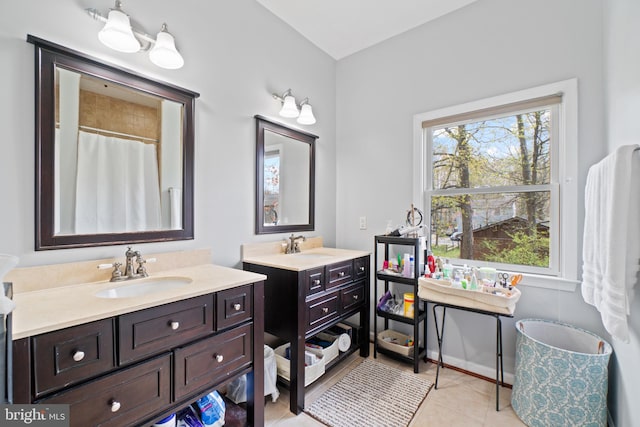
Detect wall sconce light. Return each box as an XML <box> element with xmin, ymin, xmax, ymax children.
<box><xmin>87</xmin><ymin>1</ymin><xmax>184</xmax><ymax>69</ymax></box>
<box><xmin>272</xmin><ymin>89</ymin><xmax>317</xmax><ymax>125</ymax></box>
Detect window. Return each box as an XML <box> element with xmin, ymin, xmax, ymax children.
<box><xmin>413</xmin><ymin>80</ymin><xmax>578</xmax><ymax>281</ymax></box>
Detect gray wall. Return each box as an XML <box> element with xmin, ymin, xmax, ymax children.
<box><xmin>604</xmin><ymin>0</ymin><xmax>640</xmax><ymax>425</ymax></box>
<box><xmin>335</xmin><ymin>0</ymin><xmax>632</xmax><ymax>420</ymax></box>
<box><xmin>0</xmin><ymin>0</ymin><xmax>337</xmax><ymax>268</ymax></box>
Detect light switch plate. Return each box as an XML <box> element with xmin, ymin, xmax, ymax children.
<box><xmin>359</xmin><ymin>216</ymin><xmax>367</xmax><ymax>230</ymax></box>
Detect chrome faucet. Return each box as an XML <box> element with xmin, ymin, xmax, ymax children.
<box><xmin>99</xmin><ymin>246</ymin><xmax>153</xmax><ymax>282</ymax></box>
<box><xmin>285</xmin><ymin>234</ymin><xmax>306</xmax><ymax>254</ymax></box>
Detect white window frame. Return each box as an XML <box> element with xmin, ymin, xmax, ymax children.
<box><xmin>412</xmin><ymin>79</ymin><xmax>579</xmax><ymax>291</ymax></box>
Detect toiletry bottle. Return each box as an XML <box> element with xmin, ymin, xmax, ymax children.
<box><xmin>403</xmin><ymin>254</ymin><xmax>411</xmax><ymax>277</ymax></box>
<box><xmin>443</xmin><ymin>259</ymin><xmax>453</xmax><ymax>279</ymax></box>
<box><xmin>470</xmin><ymin>268</ymin><xmax>479</xmax><ymax>291</ymax></box>
<box><xmin>409</xmin><ymin>255</ymin><xmax>415</xmax><ymax>278</ymax></box>
<box><xmin>427</xmin><ymin>251</ymin><xmax>436</xmax><ymax>274</ymax></box>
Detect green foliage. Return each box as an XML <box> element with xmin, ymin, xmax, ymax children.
<box><xmin>480</xmin><ymin>231</ymin><xmax>549</xmax><ymax>267</ymax></box>
<box><xmin>432</xmin><ymin>244</ymin><xmax>460</xmax><ymax>259</ymax></box>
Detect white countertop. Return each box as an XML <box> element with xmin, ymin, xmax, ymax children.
<box><xmin>242</xmin><ymin>246</ymin><xmax>370</xmax><ymax>271</ymax></box>
<box><xmin>12</xmin><ymin>264</ymin><xmax>266</xmax><ymax>340</ymax></box>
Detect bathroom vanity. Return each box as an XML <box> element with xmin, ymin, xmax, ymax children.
<box><xmin>8</xmin><ymin>252</ymin><xmax>266</xmax><ymax>427</ymax></box>
<box><xmin>242</xmin><ymin>239</ymin><xmax>370</xmax><ymax>415</ymax></box>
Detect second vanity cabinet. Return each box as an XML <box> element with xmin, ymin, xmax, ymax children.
<box><xmin>13</xmin><ymin>283</ymin><xmax>264</xmax><ymax>427</ymax></box>
<box><xmin>243</xmin><ymin>253</ymin><xmax>370</xmax><ymax>415</ymax></box>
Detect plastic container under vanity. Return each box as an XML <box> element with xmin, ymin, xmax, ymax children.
<box><xmin>153</xmin><ymin>413</ymin><xmax>176</xmax><ymax>427</ymax></box>
<box><xmin>511</xmin><ymin>319</ymin><xmax>612</xmax><ymax>427</ymax></box>
<box><xmin>274</xmin><ymin>343</ymin><xmax>325</xmax><ymax>387</ymax></box>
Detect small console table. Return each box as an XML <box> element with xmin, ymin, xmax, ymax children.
<box><xmin>426</xmin><ymin>300</ymin><xmax>513</xmax><ymax>411</ymax></box>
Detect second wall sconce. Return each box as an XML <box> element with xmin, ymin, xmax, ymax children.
<box><xmin>272</xmin><ymin>89</ymin><xmax>317</xmax><ymax>125</ymax></box>
<box><xmin>86</xmin><ymin>0</ymin><xmax>184</xmax><ymax>69</ymax></box>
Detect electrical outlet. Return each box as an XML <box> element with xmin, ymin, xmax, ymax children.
<box><xmin>359</xmin><ymin>216</ymin><xmax>367</xmax><ymax>230</ymax></box>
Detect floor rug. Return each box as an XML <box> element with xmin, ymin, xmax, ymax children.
<box><xmin>305</xmin><ymin>359</ymin><xmax>433</xmax><ymax>427</ymax></box>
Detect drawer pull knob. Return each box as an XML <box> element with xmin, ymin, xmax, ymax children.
<box><xmin>170</xmin><ymin>321</ymin><xmax>180</xmax><ymax>330</ymax></box>
<box><xmin>360</xmin><ymin>266</ymin><xmax>365</xmax><ymax>272</ymax></box>
<box><xmin>339</xmin><ymin>272</ymin><xmax>345</xmax><ymax>277</ymax></box>
<box><xmin>72</xmin><ymin>350</ymin><xmax>85</xmax><ymax>362</ymax></box>
<box><xmin>353</xmin><ymin>295</ymin><xmax>359</xmax><ymax>300</ymax></box>
<box><xmin>110</xmin><ymin>400</ymin><xmax>121</xmax><ymax>413</ymax></box>
<box><xmin>322</xmin><ymin>307</ymin><xmax>329</xmax><ymax>314</ymax></box>
<box><xmin>215</xmin><ymin>354</ymin><xmax>224</xmax><ymax>363</ymax></box>
<box><xmin>233</xmin><ymin>303</ymin><xmax>241</xmax><ymax>311</ymax></box>
<box><xmin>313</xmin><ymin>279</ymin><xmax>321</xmax><ymax>286</ymax></box>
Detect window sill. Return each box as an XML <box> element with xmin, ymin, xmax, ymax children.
<box><xmin>519</xmin><ymin>273</ymin><xmax>578</xmax><ymax>292</ymax></box>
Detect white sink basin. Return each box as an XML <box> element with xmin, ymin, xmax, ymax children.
<box><xmin>95</xmin><ymin>276</ymin><xmax>192</xmax><ymax>299</ymax></box>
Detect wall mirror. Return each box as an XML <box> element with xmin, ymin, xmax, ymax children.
<box><xmin>255</xmin><ymin>115</ymin><xmax>317</xmax><ymax>234</ymax></box>
<box><xmin>29</xmin><ymin>35</ymin><xmax>199</xmax><ymax>250</ymax></box>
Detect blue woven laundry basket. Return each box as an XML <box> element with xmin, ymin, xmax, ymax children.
<box><xmin>512</xmin><ymin>319</ymin><xmax>611</xmax><ymax>427</ymax></box>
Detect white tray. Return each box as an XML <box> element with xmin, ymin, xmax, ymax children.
<box><xmin>418</xmin><ymin>277</ymin><xmax>520</xmax><ymax>315</ymax></box>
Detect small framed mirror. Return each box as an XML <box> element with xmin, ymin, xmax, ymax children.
<box><xmin>29</xmin><ymin>36</ymin><xmax>199</xmax><ymax>250</ymax></box>
<box><xmin>255</xmin><ymin>115</ymin><xmax>317</xmax><ymax>234</ymax></box>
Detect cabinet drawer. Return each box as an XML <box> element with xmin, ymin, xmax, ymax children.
<box><xmin>38</xmin><ymin>354</ymin><xmax>171</xmax><ymax>427</ymax></box>
<box><xmin>354</xmin><ymin>256</ymin><xmax>368</xmax><ymax>280</ymax></box>
<box><xmin>118</xmin><ymin>294</ymin><xmax>214</xmax><ymax>365</ymax></box>
<box><xmin>305</xmin><ymin>266</ymin><xmax>325</xmax><ymax>296</ymax></box>
<box><xmin>32</xmin><ymin>319</ymin><xmax>115</xmax><ymax>398</ymax></box>
<box><xmin>326</xmin><ymin>261</ymin><xmax>353</xmax><ymax>289</ymax></box>
<box><xmin>216</xmin><ymin>285</ymin><xmax>253</xmax><ymax>330</ymax></box>
<box><xmin>174</xmin><ymin>323</ymin><xmax>252</xmax><ymax>400</ymax></box>
<box><xmin>341</xmin><ymin>281</ymin><xmax>365</xmax><ymax>312</ymax></box>
<box><xmin>306</xmin><ymin>291</ymin><xmax>339</xmax><ymax>332</ymax></box>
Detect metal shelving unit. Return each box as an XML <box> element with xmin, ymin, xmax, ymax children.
<box><xmin>373</xmin><ymin>235</ymin><xmax>427</xmax><ymax>373</ymax></box>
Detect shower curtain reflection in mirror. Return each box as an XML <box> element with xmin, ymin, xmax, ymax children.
<box><xmin>73</xmin><ymin>131</ymin><xmax>162</xmax><ymax>234</ymax></box>
<box><xmin>55</xmin><ymin>129</ymin><xmax>162</xmax><ymax>235</ymax></box>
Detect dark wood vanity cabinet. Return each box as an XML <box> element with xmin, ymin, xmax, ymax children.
<box><xmin>243</xmin><ymin>256</ymin><xmax>370</xmax><ymax>415</ymax></box>
<box><xmin>13</xmin><ymin>282</ymin><xmax>265</xmax><ymax>427</ymax></box>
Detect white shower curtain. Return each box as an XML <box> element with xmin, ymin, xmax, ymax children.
<box><xmin>75</xmin><ymin>131</ymin><xmax>162</xmax><ymax>234</ymax></box>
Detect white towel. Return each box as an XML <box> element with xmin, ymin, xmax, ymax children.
<box><xmin>581</xmin><ymin>144</ymin><xmax>640</xmax><ymax>343</ymax></box>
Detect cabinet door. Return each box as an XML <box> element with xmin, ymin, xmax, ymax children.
<box><xmin>174</xmin><ymin>323</ymin><xmax>253</xmax><ymax>400</ymax></box>
<box><xmin>216</xmin><ymin>285</ymin><xmax>253</xmax><ymax>330</ymax></box>
<box><xmin>326</xmin><ymin>261</ymin><xmax>353</xmax><ymax>289</ymax></box>
<box><xmin>38</xmin><ymin>354</ymin><xmax>171</xmax><ymax>427</ymax></box>
<box><xmin>118</xmin><ymin>295</ymin><xmax>214</xmax><ymax>365</ymax></box>
<box><xmin>32</xmin><ymin>318</ymin><xmax>115</xmax><ymax>398</ymax></box>
<box><xmin>305</xmin><ymin>266</ymin><xmax>325</xmax><ymax>297</ymax></box>
<box><xmin>306</xmin><ymin>291</ymin><xmax>339</xmax><ymax>333</ymax></box>
<box><xmin>354</xmin><ymin>256</ymin><xmax>369</xmax><ymax>280</ymax></box>
<box><xmin>341</xmin><ymin>280</ymin><xmax>365</xmax><ymax>313</ymax></box>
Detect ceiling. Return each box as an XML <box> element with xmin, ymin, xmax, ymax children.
<box><xmin>255</xmin><ymin>0</ymin><xmax>478</xmax><ymax>60</ymax></box>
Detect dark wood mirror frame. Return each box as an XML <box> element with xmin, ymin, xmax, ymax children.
<box><xmin>255</xmin><ymin>115</ymin><xmax>317</xmax><ymax>235</ymax></box>
<box><xmin>29</xmin><ymin>35</ymin><xmax>200</xmax><ymax>250</ymax></box>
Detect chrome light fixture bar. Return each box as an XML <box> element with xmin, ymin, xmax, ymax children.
<box><xmin>272</xmin><ymin>89</ymin><xmax>317</xmax><ymax>125</ymax></box>
<box><xmin>86</xmin><ymin>1</ymin><xmax>184</xmax><ymax>69</ymax></box>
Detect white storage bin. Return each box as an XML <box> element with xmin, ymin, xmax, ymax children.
<box><xmin>275</xmin><ymin>343</ymin><xmax>325</xmax><ymax>387</ymax></box>
<box><xmin>377</xmin><ymin>329</ymin><xmax>414</xmax><ymax>357</ymax></box>
<box><xmin>306</xmin><ymin>332</ymin><xmax>339</xmax><ymax>365</ymax></box>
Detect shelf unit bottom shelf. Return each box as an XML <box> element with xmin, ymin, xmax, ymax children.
<box><xmin>375</xmin><ymin>345</ymin><xmax>427</xmax><ymax>365</ymax></box>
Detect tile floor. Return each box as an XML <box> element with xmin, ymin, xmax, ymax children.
<box><xmin>264</xmin><ymin>349</ymin><xmax>526</xmax><ymax>426</ymax></box>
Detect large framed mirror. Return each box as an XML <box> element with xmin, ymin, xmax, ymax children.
<box><xmin>255</xmin><ymin>115</ymin><xmax>317</xmax><ymax>234</ymax></box>
<box><xmin>29</xmin><ymin>35</ymin><xmax>199</xmax><ymax>250</ymax></box>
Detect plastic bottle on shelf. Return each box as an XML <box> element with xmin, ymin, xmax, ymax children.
<box><xmin>470</xmin><ymin>268</ymin><xmax>479</xmax><ymax>291</ymax></box>
<box><xmin>427</xmin><ymin>251</ymin><xmax>436</xmax><ymax>274</ymax></box>
<box><xmin>409</xmin><ymin>255</ymin><xmax>415</xmax><ymax>278</ymax></box>
<box><xmin>442</xmin><ymin>259</ymin><xmax>453</xmax><ymax>279</ymax></box>
<box><xmin>403</xmin><ymin>253</ymin><xmax>411</xmax><ymax>277</ymax></box>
